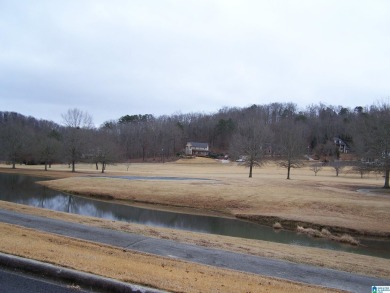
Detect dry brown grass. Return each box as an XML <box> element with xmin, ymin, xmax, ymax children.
<box><xmin>1</xmin><ymin>159</ymin><xmax>390</xmax><ymax>288</ymax></box>
<box><xmin>1</xmin><ymin>201</ymin><xmax>389</xmax><ymax>279</ymax></box>
<box><xmin>297</xmin><ymin>226</ymin><xmax>360</xmax><ymax>245</ymax></box>
<box><xmin>0</xmin><ymin>222</ymin><xmax>341</xmax><ymax>293</ymax></box>
<box><xmin>16</xmin><ymin>159</ymin><xmax>390</xmax><ymax>236</ymax></box>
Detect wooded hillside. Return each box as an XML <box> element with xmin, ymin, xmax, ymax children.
<box><xmin>1</xmin><ymin>102</ymin><xmax>389</xmax><ymax>186</ymax></box>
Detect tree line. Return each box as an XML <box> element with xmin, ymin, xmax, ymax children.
<box><xmin>0</xmin><ymin>102</ymin><xmax>389</xmax><ymax>187</ymax></box>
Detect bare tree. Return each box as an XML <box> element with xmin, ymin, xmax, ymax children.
<box><xmin>351</xmin><ymin>161</ymin><xmax>371</xmax><ymax>178</ymax></box>
<box><xmin>35</xmin><ymin>130</ymin><xmax>61</xmax><ymax>171</ymax></box>
<box><xmin>276</xmin><ymin>119</ymin><xmax>307</xmax><ymax>179</ymax></box>
<box><xmin>371</xmin><ymin>104</ymin><xmax>390</xmax><ymax>188</ymax></box>
<box><xmin>0</xmin><ymin>120</ymin><xmax>26</xmax><ymax>168</ymax></box>
<box><xmin>230</xmin><ymin>118</ymin><xmax>273</xmax><ymax>178</ymax></box>
<box><xmin>310</xmin><ymin>163</ymin><xmax>322</xmax><ymax>176</ymax></box>
<box><xmin>353</xmin><ymin>102</ymin><xmax>390</xmax><ymax>188</ymax></box>
<box><xmin>61</xmin><ymin>108</ymin><xmax>94</xmax><ymax>172</ymax></box>
<box><xmin>90</xmin><ymin>129</ymin><xmax>121</xmax><ymax>173</ymax></box>
<box><xmin>62</xmin><ymin>108</ymin><xmax>93</xmax><ymax>129</ymax></box>
<box><xmin>329</xmin><ymin>160</ymin><xmax>345</xmax><ymax>177</ymax></box>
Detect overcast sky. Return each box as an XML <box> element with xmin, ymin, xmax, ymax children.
<box><xmin>1</xmin><ymin>1</ymin><xmax>389</xmax><ymax>126</ymax></box>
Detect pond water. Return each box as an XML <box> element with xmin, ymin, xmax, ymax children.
<box><xmin>0</xmin><ymin>173</ymin><xmax>389</xmax><ymax>259</ymax></box>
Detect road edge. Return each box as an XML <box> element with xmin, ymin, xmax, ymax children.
<box><xmin>0</xmin><ymin>252</ymin><xmax>166</xmax><ymax>293</ymax></box>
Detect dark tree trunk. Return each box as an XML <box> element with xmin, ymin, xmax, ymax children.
<box><xmin>249</xmin><ymin>162</ymin><xmax>253</xmax><ymax>178</ymax></box>
<box><xmin>287</xmin><ymin>164</ymin><xmax>291</xmax><ymax>179</ymax></box>
<box><xmin>44</xmin><ymin>161</ymin><xmax>48</xmax><ymax>171</ymax></box>
<box><xmin>11</xmin><ymin>155</ymin><xmax>16</xmax><ymax>169</ymax></box>
<box><xmin>71</xmin><ymin>147</ymin><xmax>76</xmax><ymax>172</ymax></box>
<box><xmin>384</xmin><ymin>169</ymin><xmax>390</xmax><ymax>189</ymax></box>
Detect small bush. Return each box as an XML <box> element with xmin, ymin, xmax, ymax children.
<box><xmin>338</xmin><ymin>234</ymin><xmax>360</xmax><ymax>246</ymax></box>
<box><xmin>305</xmin><ymin>228</ymin><xmax>323</xmax><ymax>238</ymax></box>
<box><xmin>297</xmin><ymin>226</ymin><xmax>360</xmax><ymax>246</ymax></box>
<box><xmin>297</xmin><ymin>226</ymin><xmax>322</xmax><ymax>237</ymax></box>
<box><xmin>273</xmin><ymin>222</ymin><xmax>283</xmax><ymax>229</ymax></box>
<box><xmin>320</xmin><ymin>228</ymin><xmax>332</xmax><ymax>237</ymax></box>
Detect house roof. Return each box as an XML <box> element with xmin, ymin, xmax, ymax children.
<box><xmin>187</xmin><ymin>142</ymin><xmax>209</xmax><ymax>148</ymax></box>
<box><xmin>333</xmin><ymin>137</ymin><xmax>349</xmax><ymax>147</ymax></box>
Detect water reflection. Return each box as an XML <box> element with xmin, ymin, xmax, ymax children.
<box><xmin>0</xmin><ymin>173</ymin><xmax>389</xmax><ymax>258</ymax></box>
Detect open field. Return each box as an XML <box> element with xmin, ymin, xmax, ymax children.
<box><xmin>8</xmin><ymin>158</ymin><xmax>388</xmax><ymax>237</ymax></box>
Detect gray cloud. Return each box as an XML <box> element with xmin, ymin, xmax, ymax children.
<box><xmin>1</xmin><ymin>0</ymin><xmax>390</xmax><ymax>126</ymax></box>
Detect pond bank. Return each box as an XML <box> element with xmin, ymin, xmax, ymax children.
<box><xmin>1</xmin><ymin>172</ymin><xmax>390</xmax><ymax>259</ymax></box>
<box><xmin>1</xmin><ymin>209</ymin><xmax>388</xmax><ymax>292</ymax></box>
<box><xmin>2</xmin><ymin>164</ymin><xmax>390</xmax><ymax>240</ymax></box>
<box><xmin>1</xmin><ymin>200</ymin><xmax>390</xmax><ymax>280</ymax></box>
<box><xmin>236</xmin><ymin>214</ymin><xmax>390</xmax><ymax>239</ymax></box>
<box><xmin>38</xmin><ymin>175</ymin><xmax>390</xmax><ymax>241</ymax></box>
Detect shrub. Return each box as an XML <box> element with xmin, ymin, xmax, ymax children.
<box><xmin>297</xmin><ymin>226</ymin><xmax>322</xmax><ymax>237</ymax></box>
<box><xmin>297</xmin><ymin>226</ymin><xmax>360</xmax><ymax>246</ymax></box>
<box><xmin>320</xmin><ymin>228</ymin><xmax>332</xmax><ymax>237</ymax></box>
<box><xmin>273</xmin><ymin>222</ymin><xmax>283</xmax><ymax>229</ymax></box>
<box><xmin>338</xmin><ymin>234</ymin><xmax>360</xmax><ymax>246</ymax></box>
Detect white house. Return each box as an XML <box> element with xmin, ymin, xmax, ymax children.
<box><xmin>185</xmin><ymin>142</ymin><xmax>210</xmax><ymax>156</ymax></box>
<box><xmin>333</xmin><ymin>137</ymin><xmax>349</xmax><ymax>153</ymax></box>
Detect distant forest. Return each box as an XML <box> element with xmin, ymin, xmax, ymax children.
<box><xmin>0</xmin><ymin>102</ymin><xmax>389</xmax><ymax>186</ymax></box>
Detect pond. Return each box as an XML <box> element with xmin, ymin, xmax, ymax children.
<box><xmin>0</xmin><ymin>173</ymin><xmax>389</xmax><ymax>259</ymax></box>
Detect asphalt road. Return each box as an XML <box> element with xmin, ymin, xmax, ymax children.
<box><xmin>0</xmin><ymin>267</ymin><xmax>92</xmax><ymax>293</ymax></box>
<box><xmin>0</xmin><ymin>208</ymin><xmax>389</xmax><ymax>293</ymax></box>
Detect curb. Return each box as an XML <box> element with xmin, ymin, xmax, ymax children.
<box><xmin>0</xmin><ymin>252</ymin><xmax>166</xmax><ymax>293</ymax></box>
